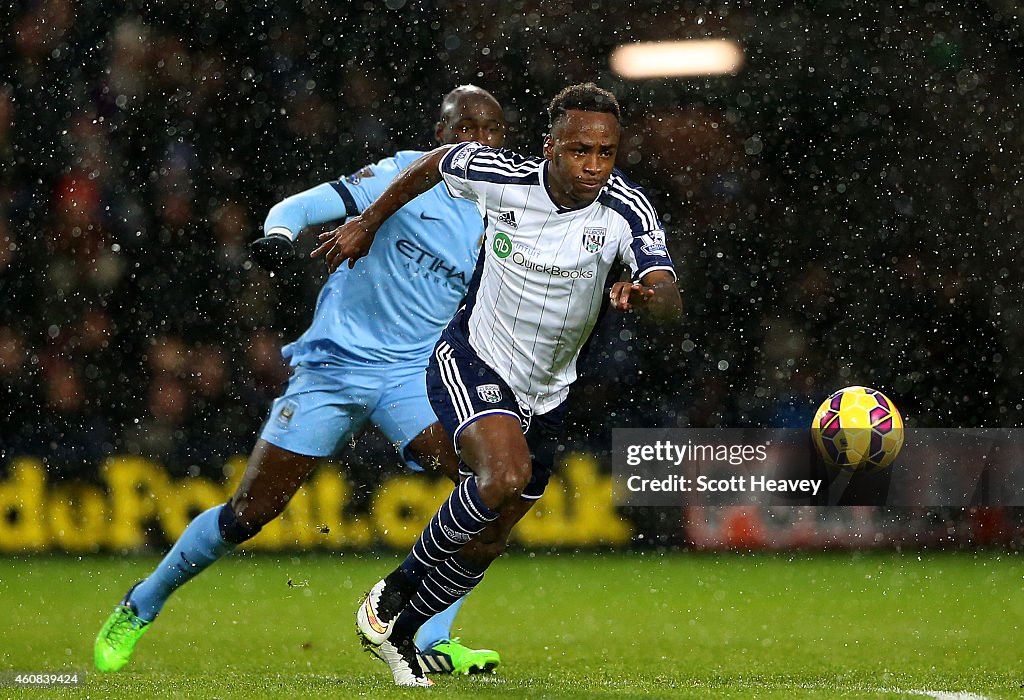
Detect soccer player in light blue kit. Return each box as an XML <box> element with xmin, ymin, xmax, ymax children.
<box><xmin>94</xmin><ymin>86</ymin><xmax>507</xmax><ymax>676</ymax></box>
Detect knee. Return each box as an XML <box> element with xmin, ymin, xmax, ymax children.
<box><xmin>478</xmin><ymin>459</ymin><xmax>532</xmax><ymax>503</ymax></box>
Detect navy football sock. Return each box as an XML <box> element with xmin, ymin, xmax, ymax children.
<box><xmin>394</xmin><ymin>556</ymin><xmax>486</xmax><ymax>640</ymax></box>
<box><xmin>398</xmin><ymin>476</ymin><xmax>497</xmax><ymax>583</ymax></box>
<box><xmin>414</xmin><ymin>595</ymin><xmax>466</xmax><ymax>650</ymax></box>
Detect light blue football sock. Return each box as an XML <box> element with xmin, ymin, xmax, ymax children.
<box><xmin>414</xmin><ymin>594</ymin><xmax>467</xmax><ymax>651</ymax></box>
<box><xmin>127</xmin><ymin>505</ymin><xmax>235</xmax><ymax>621</ymax></box>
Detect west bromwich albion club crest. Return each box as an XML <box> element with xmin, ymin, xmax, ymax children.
<box><xmin>477</xmin><ymin>384</ymin><xmax>503</xmax><ymax>404</ymax></box>
<box><xmin>583</xmin><ymin>227</ymin><xmax>606</xmax><ymax>253</ymax></box>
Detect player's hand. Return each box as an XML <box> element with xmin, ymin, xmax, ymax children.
<box><xmin>610</xmin><ymin>281</ymin><xmax>655</xmax><ymax>312</ymax></box>
<box><xmin>311</xmin><ymin>217</ymin><xmax>377</xmax><ymax>272</ymax></box>
<box><xmin>249</xmin><ymin>233</ymin><xmax>296</xmax><ymax>272</ymax></box>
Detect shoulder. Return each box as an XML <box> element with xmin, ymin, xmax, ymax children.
<box><xmin>598</xmin><ymin>169</ymin><xmax>661</xmax><ymax>233</ymax></box>
<box><xmin>339</xmin><ymin>151</ymin><xmax>412</xmax><ymax>186</ymax></box>
<box><xmin>469</xmin><ymin>146</ymin><xmax>541</xmax><ymax>170</ymax></box>
<box><xmin>364</xmin><ymin>150</ymin><xmax>424</xmax><ymax>178</ymax></box>
<box><xmin>393</xmin><ymin>150</ymin><xmax>429</xmax><ymax>168</ymax></box>
<box><xmin>443</xmin><ymin>143</ymin><xmax>542</xmax><ymax>185</ymax></box>
<box><xmin>349</xmin><ymin>150</ymin><xmax>426</xmax><ymax>179</ymax></box>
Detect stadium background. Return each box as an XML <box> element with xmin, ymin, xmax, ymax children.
<box><xmin>2</xmin><ymin>0</ymin><xmax>1022</xmax><ymax>553</ymax></box>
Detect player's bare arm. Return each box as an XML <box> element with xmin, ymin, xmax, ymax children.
<box><xmin>310</xmin><ymin>145</ymin><xmax>454</xmax><ymax>272</ymax></box>
<box><xmin>610</xmin><ymin>270</ymin><xmax>682</xmax><ymax>322</ymax></box>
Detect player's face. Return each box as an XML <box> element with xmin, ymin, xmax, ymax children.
<box><xmin>436</xmin><ymin>96</ymin><xmax>506</xmax><ymax>148</ymax></box>
<box><xmin>543</xmin><ymin>110</ymin><xmax>620</xmax><ymax>209</ymax></box>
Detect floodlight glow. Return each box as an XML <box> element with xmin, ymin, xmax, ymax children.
<box><xmin>610</xmin><ymin>40</ymin><xmax>744</xmax><ymax>79</ymax></box>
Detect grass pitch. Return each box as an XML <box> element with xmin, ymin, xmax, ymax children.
<box><xmin>0</xmin><ymin>551</ymin><xmax>1020</xmax><ymax>698</ymax></box>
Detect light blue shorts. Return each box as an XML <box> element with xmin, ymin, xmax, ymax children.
<box><xmin>259</xmin><ymin>361</ymin><xmax>437</xmax><ymax>470</ymax></box>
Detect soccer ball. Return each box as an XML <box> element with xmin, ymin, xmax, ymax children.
<box><xmin>811</xmin><ymin>386</ymin><xmax>904</xmax><ymax>472</ymax></box>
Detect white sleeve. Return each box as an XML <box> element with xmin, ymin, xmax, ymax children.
<box><xmin>619</xmin><ymin>225</ymin><xmax>676</xmax><ymax>282</ymax></box>
<box><xmin>438</xmin><ymin>141</ymin><xmax>489</xmax><ymax>203</ymax></box>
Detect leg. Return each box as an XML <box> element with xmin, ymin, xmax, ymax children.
<box><xmin>375</xmin><ymin>363</ymin><xmax>505</xmax><ymax>670</ymax></box>
<box><xmin>131</xmin><ymin>440</ymin><xmax>319</xmax><ymax>621</ymax></box>
<box><xmin>459</xmin><ymin>415</ymin><xmax>534</xmax><ymax>510</ymax></box>
<box><xmin>228</xmin><ymin>440</ymin><xmax>322</xmax><ymax>529</ymax></box>
<box><xmin>364</xmin><ymin>488</ymin><xmax>535</xmax><ymax>686</ymax></box>
<box><xmin>397</xmin><ymin>496</ymin><xmax>534</xmax><ymax>636</ymax></box>
<box><xmin>356</xmin><ymin>419</ymin><xmax>529</xmax><ymax>631</ymax></box>
<box><xmin>412</xmin><ymin>497</ymin><xmax>533</xmax><ymax>675</ymax></box>
<box><xmin>145</xmin><ymin>364</ymin><xmax>376</xmax><ymax>616</ymax></box>
<box><xmin>95</xmin><ymin>365</ymin><xmax>376</xmax><ymax>672</ymax></box>
<box><xmin>388</xmin><ymin>398</ymin><xmax>567</xmax><ymax>644</ymax></box>
<box><xmin>94</xmin><ymin>440</ymin><xmax>319</xmax><ymax>673</ymax></box>
<box><xmin>355</xmin><ymin>338</ymin><xmax>533</xmax><ymax>686</ymax></box>
<box><xmin>405</xmin><ymin>425</ymin><xmax>470</xmax><ymax>650</ymax></box>
<box><xmin>389</xmin><ymin>414</ymin><xmax>528</xmax><ymax>593</ymax></box>
<box><xmin>457</xmin><ymin>496</ymin><xmax>535</xmax><ymax>569</ymax></box>
<box><xmin>358</xmin><ymin>341</ymin><xmax>533</xmax><ymax>631</ymax></box>
<box><xmin>355</xmin><ymin>417</ymin><xmax>529</xmax><ymax>686</ymax></box>
<box><xmin>405</xmin><ymin>421</ymin><xmax>461</xmax><ymax>484</ymax></box>
<box><xmin>389</xmin><ymin>421</ymin><xmax>497</xmax><ymax>667</ymax></box>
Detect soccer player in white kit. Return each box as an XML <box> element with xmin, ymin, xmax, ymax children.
<box><xmin>314</xmin><ymin>83</ymin><xmax>683</xmax><ymax>687</ymax></box>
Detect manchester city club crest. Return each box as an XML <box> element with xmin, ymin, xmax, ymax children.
<box><xmin>583</xmin><ymin>227</ymin><xmax>606</xmax><ymax>253</ymax></box>
<box><xmin>477</xmin><ymin>384</ymin><xmax>503</xmax><ymax>404</ymax></box>
<box><xmin>276</xmin><ymin>400</ymin><xmax>297</xmax><ymax>427</ymax></box>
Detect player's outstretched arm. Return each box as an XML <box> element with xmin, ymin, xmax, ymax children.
<box><xmin>250</xmin><ymin>183</ymin><xmax>352</xmax><ymax>272</ymax></box>
<box><xmin>609</xmin><ymin>270</ymin><xmax>682</xmax><ymax>323</ymax></box>
<box><xmin>311</xmin><ymin>145</ymin><xmax>454</xmax><ymax>272</ymax></box>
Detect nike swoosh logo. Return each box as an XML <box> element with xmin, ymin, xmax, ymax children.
<box><xmin>365</xmin><ymin>599</ymin><xmax>388</xmax><ymax>634</ymax></box>
<box><xmin>419</xmin><ymin>212</ymin><xmax>443</xmax><ymax>221</ymax></box>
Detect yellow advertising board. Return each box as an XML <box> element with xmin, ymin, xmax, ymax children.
<box><xmin>0</xmin><ymin>453</ymin><xmax>630</xmax><ymax>552</ymax></box>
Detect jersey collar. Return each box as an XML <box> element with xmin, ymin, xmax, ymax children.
<box><xmin>541</xmin><ymin>162</ymin><xmax>604</xmax><ymax>214</ymax></box>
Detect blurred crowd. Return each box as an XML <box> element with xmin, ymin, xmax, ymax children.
<box><xmin>2</xmin><ymin>0</ymin><xmax>1020</xmax><ymax>478</ymax></box>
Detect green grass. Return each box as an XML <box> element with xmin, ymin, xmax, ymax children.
<box><xmin>0</xmin><ymin>551</ymin><xmax>1021</xmax><ymax>698</ymax></box>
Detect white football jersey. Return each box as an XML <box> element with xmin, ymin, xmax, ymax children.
<box><xmin>439</xmin><ymin>141</ymin><xmax>676</xmax><ymax>415</ymax></box>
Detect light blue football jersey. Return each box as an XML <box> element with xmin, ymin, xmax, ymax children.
<box><xmin>281</xmin><ymin>151</ymin><xmax>485</xmax><ymax>366</ymax></box>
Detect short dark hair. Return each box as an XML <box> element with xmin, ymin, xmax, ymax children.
<box><xmin>547</xmin><ymin>83</ymin><xmax>620</xmax><ymax>130</ymax></box>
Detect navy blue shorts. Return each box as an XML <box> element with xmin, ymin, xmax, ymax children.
<box><xmin>426</xmin><ymin>333</ymin><xmax>567</xmax><ymax>500</ymax></box>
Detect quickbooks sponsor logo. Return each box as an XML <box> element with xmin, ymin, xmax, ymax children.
<box><xmin>493</xmin><ymin>232</ymin><xmax>513</xmax><ymax>258</ymax></box>
<box><xmin>510</xmin><ymin>251</ymin><xmax>595</xmax><ymax>279</ymax></box>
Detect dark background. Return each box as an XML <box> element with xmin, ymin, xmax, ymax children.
<box><xmin>2</xmin><ymin>0</ymin><xmax>1021</xmax><ymax>482</ymax></box>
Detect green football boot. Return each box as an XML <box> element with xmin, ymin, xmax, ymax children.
<box><xmin>416</xmin><ymin>638</ymin><xmax>500</xmax><ymax>675</ymax></box>
<box><xmin>94</xmin><ymin>601</ymin><xmax>151</xmax><ymax>672</ymax></box>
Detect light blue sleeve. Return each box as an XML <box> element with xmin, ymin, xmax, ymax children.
<box><xmin>262</xmin><ymin>151</ymin><xmax>426</xmax><ymax>240</ymax></box>
<box><xmin>263</xmin><ymin>183</ymin><xmax>351</xmax><ymax>240</ymax></box>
